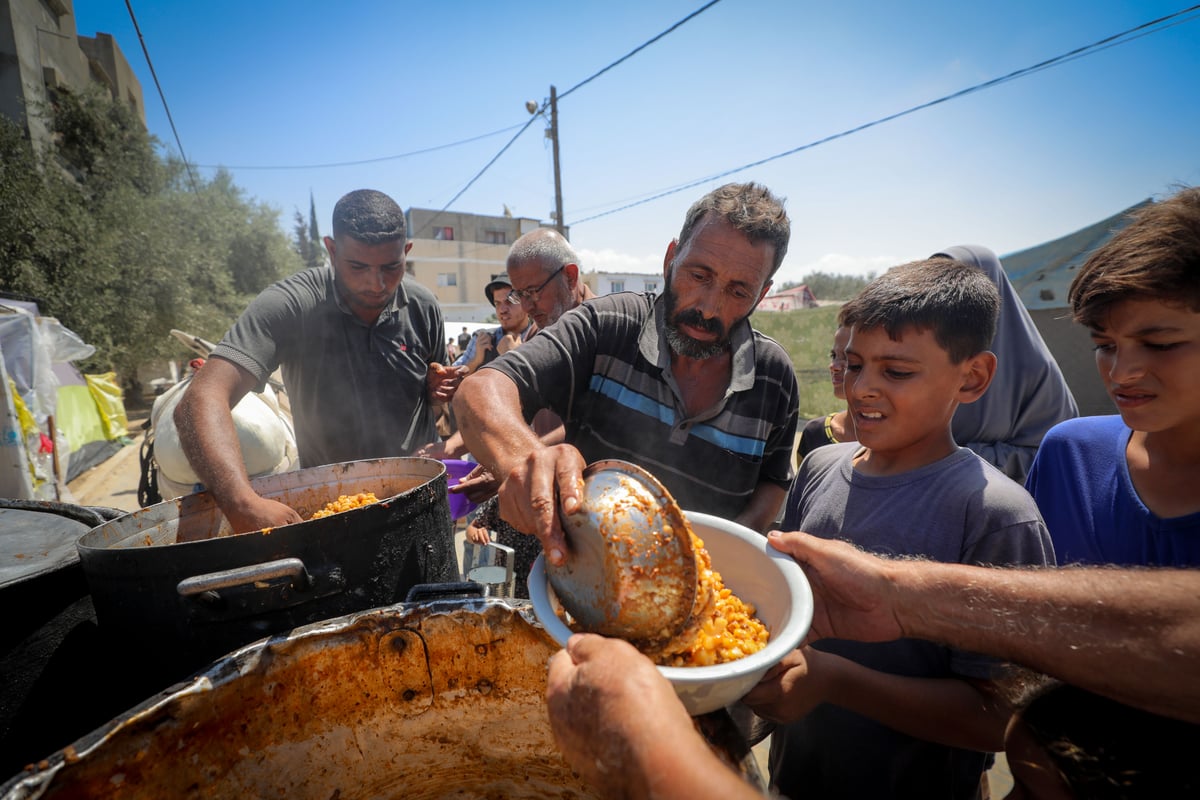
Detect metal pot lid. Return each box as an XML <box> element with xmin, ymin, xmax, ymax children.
<box><xmin>0</xmin><ymin>508</ymin><xmax>88</xmax><ymax>591</ymax></box>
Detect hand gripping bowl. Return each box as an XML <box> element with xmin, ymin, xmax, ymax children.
<box><xmin>529</xmin><ymin>511</ymin><xmax>814</xmax><ymax>715</ymax></box>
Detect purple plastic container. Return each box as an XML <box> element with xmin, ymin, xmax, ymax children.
<box><xmin>442</xmin><ymin>459</ymin><xmax>479</xmax><ymax>520</ymax></box>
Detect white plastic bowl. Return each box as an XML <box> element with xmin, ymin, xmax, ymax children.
<box><xmin>529</xmin><ymin>510</ymin><xmax>813</xmax><ymax>715</ymax></box>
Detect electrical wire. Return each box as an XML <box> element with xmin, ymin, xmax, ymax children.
<box><xmin>183</xmin><ymin>2</ymin><xmax>724</xmax><ymax>175</ymax></box>
<box><xmin>411</xmin><ymin>114</ymin><xmax>543</xmax><ymax>239</ymax></box>
<box><xmin>123</xmin><ymin>0</ymin><xmax>200</xmax><ymax>194</ymax></box>
<box><xmin>557</xmin><ymin>0</ymin><xmax>725</xmax><ymax>102</ymax></box>
<box><xmin>568</xmin><ymin>3</ymin><xmax>1200</xmax><ymax>227</ymax></box>
<box><xmin>190</xmin><ymin>122</ymin><xmax>528</xmax><ymax>170</ymax></box>
<box><xmin>417</xmin><ymin>0</ymin><xmax>725</xmax><ymax>236</ymax></box>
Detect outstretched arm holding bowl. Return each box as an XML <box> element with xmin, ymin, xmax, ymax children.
<box><xmin>766</xmin><ymin>529</ymin><xmax>1200</xmax><ymax>724</ymax></box>
<box><xmin>546</xmin><ymin>634</ymin><xmax>760</xmax><ymax>800</ymax></box>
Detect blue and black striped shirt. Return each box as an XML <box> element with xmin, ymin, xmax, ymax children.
<box><xmin>484</xmin><ymin>292</ymin><xmax>799</xmax><ymax>521</ymax></box>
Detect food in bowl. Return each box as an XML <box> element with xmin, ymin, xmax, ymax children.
<box><xmin>641</xmin><ymin>527</ymin><xmax>770</xmax><ymax>667</ymax></box>
<box><xmin>529</xmin><ymin>511</ymin><xmax>814</xmax><ymax>715</ymax></box>
<box><xmin>308</xmin><ymin>492</ymin><xmax>379</xmax><ymax>520</ymax></box>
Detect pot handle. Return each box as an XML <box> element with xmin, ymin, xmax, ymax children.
<box><xmin>177</xmin><ymin>557</ymin><xmax>311</xmax><ymax>597</ymax></box>
<box><xmin>405</xmin><ymin>581</ymin><xmax>486</xmax><ymax>604</ymax></box>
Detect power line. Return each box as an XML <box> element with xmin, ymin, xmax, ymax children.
<box><xmin>420</xmin><ymin>0</ymin><xmax>724</xmax><ymax>235</ymax></box>
<box><xmin>569</xmin><ymin>3</ymin><xmax>1200</xmax><ymax>227</ymax></box>
<box><xmin>190</xmin><ymin>122</ymin><xmax>527</xmax><ymax>171</ymax></box>
<box><xmin>557</xmin><ymin>0</ymin><xmax>725</xmax><ymax>102</ymax></box>
<box><xmin>123</xmin><ymin>0</ymin><xmax>200</xmax><ymax>194</ymax></box>
<box><xmin>187</xmin><ymin>2</ymin><xmax>723</xmax><ymax>177</ymax></box>
<box><xmin>412</xmin><ymin>114</ymin><xmax>543</xmax><ymax>239</ymax></box>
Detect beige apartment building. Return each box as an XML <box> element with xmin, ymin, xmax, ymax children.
<box><xmin>0</xmin><ymin>0</ymin><xmax>144</xmax><ymax>150</ymax></box>
<box><xmin>405</xmin><ymin>207</ymin><xmax>568</xmax><ymax>322</ymax></box>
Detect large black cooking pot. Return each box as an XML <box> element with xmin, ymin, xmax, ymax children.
<box><xmin>0</xmin><ymin>593</ymin><xmax>765</xmax><ymax>798</ymax></box>
<box><xmin>0</xmin><ymin>502</ymin><xmax>130</xmax><ymax>777</ymax></box>
<box><xmin>75</xmin><ymin>457</ymin><xmax>455</xmax><ymax>684</ymax></box>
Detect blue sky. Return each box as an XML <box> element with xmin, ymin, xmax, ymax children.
<box><xmin>74</xmin><ymin>0</ymin><xmax>1200</xmax><ymax>286</ymax></box>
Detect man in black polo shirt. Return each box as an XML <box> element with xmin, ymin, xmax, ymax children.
<box><xmin>453</xmin><ymin>182</ymin><xmax>799</xmax><ymax>565</ymax></box>
<box><xmin>175</xmin><ymin>189</ymin><xmax>464</xmax><ymax>534</ymax></box>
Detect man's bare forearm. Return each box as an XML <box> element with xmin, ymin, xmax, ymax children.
<box><xmin>173</xmin><ymin>361</ymin><xmax>256</xmax><ymax>508</ymax></box>
<box><xmin>893</xmin><ymin>562</ymin><xmax>1200</xmax><ymax>723</ymax></box>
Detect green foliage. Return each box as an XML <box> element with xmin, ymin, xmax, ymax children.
<box><xmin>292</xmin><ymin>208</ymin><xmax>324</xmax><ymax>269</ymax></box>
<box><xmin>752</xmin><ymin>305</ymin><xmax>842</xmax><ymax>419</ymax></box>
<box><xmin>0</xmin><ymin>90</ymin><xmax>304</xmax><ymax>393</ymax></box>
<box><xmin>780</xmin><ymin>270</ymin><xmax>874</xmax><ymax>301</ymax></box>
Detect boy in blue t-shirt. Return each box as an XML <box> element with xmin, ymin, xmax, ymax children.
<box><xmin>747</xmin><ymin>258</ymin><xmax>1055</xmax><ymax>800</ymax></box>
<box><xmin>1025</xmin><ymin>186</ymin><xmax>1200</xmax><ymax>568</ymax></box>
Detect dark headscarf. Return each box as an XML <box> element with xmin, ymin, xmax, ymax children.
<box><xmin>932</xmin><ymin>245</ymin><xmax>1078</xmax><ymax>482</ymax></box>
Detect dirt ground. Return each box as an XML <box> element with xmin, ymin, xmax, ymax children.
<box><xmin>62</xmin><ymin>410</ymin><xmax>149</xmax><ymax>511</ymax></box>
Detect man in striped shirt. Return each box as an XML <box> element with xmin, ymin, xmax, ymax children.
<box><xmin>453</xmin><ymin>182</ymin><xmax>799</xmax><ymax>567</ymax></box>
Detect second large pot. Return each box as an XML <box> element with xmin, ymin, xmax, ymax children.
<box><xmin>76</xmin><ymin>457</ymin><xmax>455</xmax><ymax>681</ymax></box>
<box><xmin>1</xmin><ymin>596</ymin><xmax>765</xmax><ymax>798</ymax></box>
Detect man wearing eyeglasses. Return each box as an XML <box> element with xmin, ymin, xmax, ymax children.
<box><xmin>454</xmin><ymin>182</ymin><xmax>800</xmax><ymax>561</ymax></box>
<box><xmin>504</xmin><ymin>229</ymin><xmax>596</xmax><ymax>330</ymax></box>
<box><xmin>418</xmin><ymin>232</ymin><xmax>589</xmax><ymax>467</ymax></box>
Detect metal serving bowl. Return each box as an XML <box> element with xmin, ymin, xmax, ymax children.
<box><xmin>547</xmin><ymin>460</ymin><xmax>698</xmax><ymax>643</ymax></box>
<box><xmin>530</xmin><ymin>511</ymin><xmax>814</xmax><ymax>715</ymax></box>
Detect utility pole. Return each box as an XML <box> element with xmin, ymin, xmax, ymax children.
<box><xmin>548</xmin><ymin>85</ymin><xmax>564</xmax><ymax>235</ymax></box>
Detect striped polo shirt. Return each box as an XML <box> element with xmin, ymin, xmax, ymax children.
<box><xmin>484</xmin><ymin>292</ymin><xmax>799</xmax><ymax>521</ymax></box>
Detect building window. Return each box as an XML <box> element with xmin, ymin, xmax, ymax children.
<box><xmin>610</xmin><ymin>280</ymin><xmax>625</xmax><ymax>293</ymax></box>
<box><xmin>644</xmin><ymin>281</ymin><xmax>658</xmax><ymax>293</ymax></box>
<box><xmin>484</xmin><ymin>230</ymin><xmax>507</xmax><ymax>245</ymax></box>
<box><xmin>433</xmin><ymin>226</ymin><xmax>454</xmax><ymax>241</ymax></box>
<box><xmin>437</xmin><ymin>273</ymin><xmax>458</xmax><ymax>287</ymax></box>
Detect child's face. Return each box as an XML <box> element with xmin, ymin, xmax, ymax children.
<box><xmin>1090</xmin><ymin>298</ymin><xmax>1200</xmax><ymax>435</ymax></box>
<box><xmin>844</xmin><ymin>325</ymin><xmax>988</xmax><ymax>473</ymax></box>
<box><xmin>829</xmin><ymin>326</ymin><xmax>851</xmax><ymax>400</ymax></box>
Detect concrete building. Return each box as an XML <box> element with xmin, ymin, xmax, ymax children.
<box><xmin>0</xmin><ymin>0</ymin><xmax>144</xmax><ymax>151</ymax></box>
<box><xmin>584</xmin><ymin>271</ymin><xmax>663</xmax><ymax>297</ymax></box>
<box><xmin>1001</xmin><ymin>199</ymin><xmax>1148</xmax><ymax>417</ymax></box>
<box><xmin>404</xmin><ymin>208</ymin><xmax>567</xmax><ymax>322</ymax></box>
<box><xmin>757</xmin><ymin>284</ymin><xmax>817</xmax><ymax>312</ymax></box>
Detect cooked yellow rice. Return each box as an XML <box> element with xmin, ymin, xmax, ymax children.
<box><xmin>308</xmin><ymin>492</ymin><xmax>379</xmax><ymax>520</ymax></box>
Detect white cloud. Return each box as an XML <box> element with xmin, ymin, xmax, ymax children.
<box><xmin>776</xmin><ymin>253</ymin><xmax>898</xmax><ymax>285</ymax></box>
<box><xmin>577</xmin><ymin>247</ymin><xmax>662</xmax><ymax>276</ymax></box>
<box><xmin>577</xmin><ymin>247</ymin><xmax>901</xmax><ymax>285</ymax></box>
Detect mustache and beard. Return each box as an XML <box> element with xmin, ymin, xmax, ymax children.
<box><xmin>663</xmin><ymin>280</ymin><xmax>735</xmax><ymax>360</ymax></box>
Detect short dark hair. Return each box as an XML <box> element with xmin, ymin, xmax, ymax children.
<box><xmin>1070</xmin><ymin>186</ymin><xmax>1200</xmax><ymax>329</ymax></box>
<box><xmin>675</xmin><ymin>182</ymin><xmax>790</xmax><ymax>276</ymax></box>
<box><xmin>1018</xmin><ymin>683</ymin><xmax>1200</xmax><ymax>799</ymax></box>
<box><xmin>840</xmin><ymin>258</ymin><xmax>999</xmax><ymax>364</ymax></box>
<box><xmin>331</xmin><ymin>189</ymin><xmax>407</xmax><ymax>244</ymax></box>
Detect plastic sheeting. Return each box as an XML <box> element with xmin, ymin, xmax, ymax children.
<box><xmin>84</xmin><ymin>372</ymin><xmax>128</xmax><ymax>442</ymax></box>
<box><xmin>0</xmin><ymin>302</ymin><xmax>127</xmax><ymax>496</ymax></box>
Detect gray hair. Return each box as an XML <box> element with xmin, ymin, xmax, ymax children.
<box><xmin>676</xmin><ymin>182</ymin><xmax>790</xmax><ymax>277</ymax></box>
<box><xmin>507</xmin><ymin>229</ymin><xmax>581</xmax><ymax>273</ymax></box>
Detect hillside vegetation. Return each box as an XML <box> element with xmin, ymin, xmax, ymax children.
<box><xmin>752</xmin><ymin>305</ymin><xmax>842</xmax><ymax>419</ymax></box>
<box><xmin>1</xmin><ymin>89</ymin><xmax>303</xmax><ymax>396</ymax></box>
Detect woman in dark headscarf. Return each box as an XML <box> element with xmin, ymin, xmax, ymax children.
<box><xmin>931</xmin><ymin>245</ymin><xmax>1078</xmax><ymax>483</ymax></box>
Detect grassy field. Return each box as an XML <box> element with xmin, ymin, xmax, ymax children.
<box><xmin>752</xmin><ymin>305</ymin><xmax>841</xmax><ymax>419</ymax></box>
